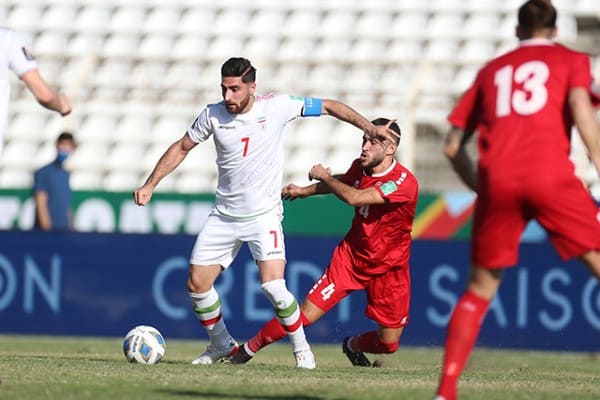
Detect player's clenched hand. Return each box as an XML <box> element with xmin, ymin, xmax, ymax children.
<box><xmin>281</xmin><ymin>183</ymin><xmax>304</xmax><ymax>201</ymax></box>
<box><xmin>309</xmin><ymin>164</ymin><xmax>331</xmax><ymax>181</ymax></box>
<box><xmin>133</xmin><ymin>185</ymin><xmax>153</xmax><ymax>206</ymax></box>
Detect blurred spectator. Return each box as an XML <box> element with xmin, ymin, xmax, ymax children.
<box><xmin>0</xmin><ymin>27</ymin><xmax>71</xmax><ymax>155</ymax></box>
<box><xmin>32</xmin><ymin>132</ymin><xmax>76</xmax><ymax>231</ymax></box>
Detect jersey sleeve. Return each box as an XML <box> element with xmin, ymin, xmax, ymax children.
<box><xmin>569</xmin><ymin>52</ymin><xmax>592</xmax><ymax>90</ymax></box>
<box><xmin>374</xmin><ymin>172</ymin><xmax>418</xmax><ymax>204</ymax></box>
<box><xmin>6</xmin><ymin>30</ymin><xmax>37</xmax><ymax>77</ymax></box>
<box><xmin>448</xmin><ymin>72</ymin><xmax>482</xmax><ymax>132</ymax></box>
<box><xmin>187</xmin><ymin>107</ymin><xmax>212</xmax><ymax>143</ymax></box>
<box><xmin>33</xmin><ymin>168</ymin><xmax>50</xmax><ymax>193</ymax></box>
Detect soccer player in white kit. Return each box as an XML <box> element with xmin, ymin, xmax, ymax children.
<box><xmin>0</xmin><ymin>28</ymin><xmax>71</xmax><ymax>154</ymax></box>
<box><xmin>134</xmin><ymin>57</ymin><xmax>381</xmax><ymax>369</ymax></box>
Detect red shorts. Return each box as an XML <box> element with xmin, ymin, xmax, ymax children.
<box><xmin>473</xmin><ymin>172</ymin><xmax>600</xmax><ymax>268</ymax></box>
<box><xmin>305</xmin><ymin>241</ymin><xmax>410</xmax><ymax>328</ymax></box>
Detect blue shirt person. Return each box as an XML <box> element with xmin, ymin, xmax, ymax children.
<box><xmin>33</xmin><ymin>132</ymin><xmax>75</xmax><ymax>231</ymax></box>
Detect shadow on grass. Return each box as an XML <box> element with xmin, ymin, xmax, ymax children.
<box><xmin>157</xmin><ymin>389</ymin><xmax>332</xmax><ymax>400</ymax></box>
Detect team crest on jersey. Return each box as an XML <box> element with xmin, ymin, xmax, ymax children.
<box><xmin>257</xmin><ymin>116</ymin><xmax>266</xmax><ymax>124</ymax></box>
<box><xmin>379</xmin><ymin>180</ymin><xmax>398</xmax><ymax>195</ymax></box>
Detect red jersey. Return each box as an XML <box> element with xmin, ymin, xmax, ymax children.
<box><xmin>339</xmin><ymin>159</ymin><xmax>418</xmax><ymax>274</ymax></box>
<box><xmin>449</xmin><ymin>39</ymin><xmax>594</xmax><ymax>180</ymax></box>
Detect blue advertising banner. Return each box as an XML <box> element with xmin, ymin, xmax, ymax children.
<box><xmin>1</xmin><ymin>230</ymin><xmax>599</xmax><ymax>351</ymax></box>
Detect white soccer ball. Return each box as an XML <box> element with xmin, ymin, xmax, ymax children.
<box><xmin>123</xmin><ymin>325</ymin><xmax>166</xmax><ymax>364</ymax></box>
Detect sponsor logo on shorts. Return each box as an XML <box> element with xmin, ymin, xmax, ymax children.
<box><xmin>267</xmin><ymin>250</ymin><xmax>284</xmax><ymax>256</ymax></box>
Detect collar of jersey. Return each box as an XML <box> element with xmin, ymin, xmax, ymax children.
<box><xmin>519</xmin><ymin>38</ymin><xmax>554</xmax><ymax>47</ymax></box>
<box><xmin>364</xmin><ymin>160</ymin><xmax>397</xmax><ymax>178</ymax></box>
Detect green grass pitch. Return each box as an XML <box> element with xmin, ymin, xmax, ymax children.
<box><xmin>1</xmin><ymin>334</ymin><xmax>599</xmax><ymax>399</ymax></box>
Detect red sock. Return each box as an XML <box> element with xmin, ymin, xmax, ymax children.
<box><xmin>350</xmin><ymin>331</ymin><xmax>399</xmax><ymax>354</ymax></box>
<box><xmin>437</xmin><ymin>290</ymin><xmax>490</xmax><ymax>400</ymax></box>
<box><xmin>247</xmin><ymin>312</ymin><xmax>311</xmax><ymax>353</ymax></box>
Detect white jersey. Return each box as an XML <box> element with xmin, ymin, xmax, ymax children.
<box><xmin>187</xmin><ymin>93</ymin><xmax>308</xmax><ymax>218</ymax></box>
<box><xmin>0</xmin><ymin>28</ymin><xmax>38</xmax><ymax>155</ymax></box>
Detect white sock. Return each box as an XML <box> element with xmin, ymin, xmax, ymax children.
<box><xmin>262</xmin><ymin>279</ymin><xmax>310</xmax><ymax>353</ymax></box>
<box><xmin>189</xmin><ymin>288</ymin><xmax>232</xmax><ymax>348</ymax></box>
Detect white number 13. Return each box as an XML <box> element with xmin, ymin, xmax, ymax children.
<box><xmin>494</xmin><ymin>61</ymin><xmax>549</xmax><ymax>117</ymax></box>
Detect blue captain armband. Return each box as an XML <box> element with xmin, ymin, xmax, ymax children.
<box><xmin>302</xmin><ymin>97</ymin><xmax>322</xmax><ymax>117</ymax></box>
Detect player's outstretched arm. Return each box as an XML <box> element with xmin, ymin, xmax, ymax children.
<box><xmin>320</xmin><ymin>99</ymin><xmax>376</xmax><ymax>137</ymax></box>
<box><xmin>444</xmin><ymin>127</ymin><xmax>477</xmax><ymax>192</ymax></box>
<box><xmin>281</xmin><ymin>178</ymin><xmax>335</xmax><ymax>201</ymax></box>
<box><xmin>133</xmin><ymin>134</ymin><xmax>196</xmax><ymax>206</ymax></box>
<box><xmin>309</xmin><ymin>164</ymin><xmax>384</xmax><ymax>207</ymax></box>
<box><xmin>569</xmin><ymin>87</ymin><xmax>600</xmax><ymax>176</ymax></box>
<box><xmin>21</xmin><ymin>69</ymin><xmax>71</xmax><ymax>116</ymax></box>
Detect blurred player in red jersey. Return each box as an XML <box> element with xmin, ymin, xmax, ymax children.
<box><xmin>435</xmin><ymin>1</ymin><xmax>600</xmax><ymax>399</ymax></box>
<box><xmin>229</xmin><ymin>118</ymin><xmax>419</xmax><ymax>367</ymax></box>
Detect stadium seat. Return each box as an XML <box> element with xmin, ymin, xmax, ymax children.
<box><xmin>429</xmin><ymin>0</ymin><xmax>466</xmax><ymax>13</ymax></box>
<box><xmin>245</xmin><ymin>37</ymin><xmax>281</xmax><ymax>59</ymax></box>
<box><xmin>5</xmin><ymin>113</ymin><xmax>48</xmax><ymax>142</ymax></box>
<box><xmin>7</xmin><ymin>5</ymin><xmax>43</xmax><ymax>31</ymax></box>
<box><xmin>40</xmin><ymin>4</ymin><xmax>76</xmax><ymax>30</ymax></box>
<box><xmin>68</xmin><ymin>34</ymin><xmax>104</xmax><ymax>56</ymax></box>
<box><xmin>249</xmin><ymin>10</ymin><xmax>286</xmax><ymax>36</ymax></box>
<box><xmin>68</xmin><ymin>143</ymin><xmax>110</xmax><ymax>172</ymax></box>
<box><xmin>75</xmin><ymin>5</ymin><xmax>111</xmax><ymax>33</ymax></box>
<box><xmin>283</xmin><ymin>10</ymin><xmax>321</xmax><ymax>39</ymax></box>
<box><xmin>312</xmin><ymin>38</ymin><xmax>351</xmax><ymax>63</ymax></box>
<box><xmin>213</xmin><ymin>9</ymin><xmax>251</xmax><ymax>35</ymax></box>
<box><xmin>350</xmin><ymin>38</ymin><xmax>386</xmax><ymax>62</ymax></box>
<box><xmin>458</xmin><ymin>39</ymin><xmax>497</xmax><ymax>65</ymax></box>
<box><xmin>175</xmin><ymin>171</ymin><xmax>217</xmax><ymax>194</ymax></box>
<box><xmin>391</xmin><ymin>12</ymin><xmax>428</xmax><ymax>40</ymax></box>
<box><xmin>1</xmin><ymin>140</ymin><xmax>39</xmax><ymax>170</ymax></box>
<box><xmin>102</xmin><ymin>171</ymin><xmax>141</xmax><ymax>192</ymax></box>
<box><xmin>110</xmin><ymin>6</ymin><xmax>146</xmax><ymax>34</ymax></box>
<box><xmin>138</xmin><ymin>34</ymin><xmax>174</xmax><ymax>59</ymax></box>
<box><xmin>77</xmin><ymin>115</ymin><xmax>118</xmax><ymax>145</ymax></box>
<box><xmin>115</xmin><ymin>115</ymin><xmax>154</xmax><ymax>145</ymax></box>
<box><xmin>278</xmin><ymin>38</ymin><xmax>316</xmax><ymax>63</ymax></box>
<box><xmin>556</xmin><ymin>13</ymin><xmax>578</xmax><ymax>42</ymax></box>
<box><xmin>150</xmin><ymin>117</ymin><xmax>189</xmax><ymax>145</ymax></box>
<box><xmin>463</xmin><ymin>13</ymin><xmax>501</xmax><ymax>40</ymax></box>
<box><xmin>387</xmin><ymin>40</ymin><xmax>423</xmax><ymax>63</ymax></box>
<box><xmin>70</xmin><ymin>170</ymin><xmax>104</xmax><ymax>190</ymax></box>
<box><xmin>102</xmin><ymin>34</ymin><xmax>141</xmax><ymax>58</ymax></box>
<box><xmin>206</xmin><ymin>37</ymin><xmax>244</xmax><ymax>61</ymax></box>
<box><xmin>424</xmin><ymin>40</ymin><xmax>459</xmax><ymax>63</ymax></box>
<box><xmin>106</xmin><ymin>144</ymin><xmax>147</xmax><ymax>173</ymax></box>
<box><xmin>144</xmin><ymin>6</ymin><xmax>181</xmax><ymax>34</ymax></box>
<box><xmin>320</xmin><ymin>11</ymin><xmax>356</xmax><ymax>39</ymax></box>
<box><xmin>33</xmin><ymin>32</ymin><xmax>69</xmax><ymax>57</ymax></box>
<box><xmin>0</xmin><ymin>169</ymin><xmax>33</xmax><ymax>188</ymax></box>
<box><xmin>355</xmin><ymin>11</ymin><xmax>393</xmax><ymax>39</ymax></box>
<box><xmin>172</xmin><ymin>36</ymin><xmax>209</xmax><ymax>60</ymax></box>
<box><xmin>426</xmin><ymin>13</ymin><xmax>464</xmax><ymax>39</ymax></box>
<box><xmin>178</xmin><ymin>9</ymin><xmax>216</xmax><ymax>35</ymax></box>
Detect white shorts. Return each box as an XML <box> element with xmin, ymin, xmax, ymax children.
<box><xmin>189</xmin><ymin>207</ymin><xmax>286</xmax><ymax>268</ymax></box>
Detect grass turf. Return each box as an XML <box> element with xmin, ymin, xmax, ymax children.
<box><xmin>1</xmin><ymin>335</ymin><xmax>599</xmax><ymax>399</ymax></box>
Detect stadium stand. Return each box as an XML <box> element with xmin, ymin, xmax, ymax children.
<box><xmin>1</xmin><ymin>0</ymin><xmax>599</xmax><ymax>193</ymax></box>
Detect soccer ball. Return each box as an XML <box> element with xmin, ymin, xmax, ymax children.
<box><xmin>123</xmin><ymin>325</ymin><xmax>166</xmax><ymax>364</ymax></box>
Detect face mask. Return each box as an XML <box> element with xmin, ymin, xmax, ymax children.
<box><xmin>56</xmin><ymin>151</ymin><xmax>70</xmax><ymax>163</ymax></box>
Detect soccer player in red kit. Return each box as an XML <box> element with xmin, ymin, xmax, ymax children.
<box><xmin>435</xmin><ymin>1</ymin><xmax>600</xmax><ymax>399</ymax></box>
<box><xmin>229</xmin><ymin>118</ymin><xmax>418</xmax><ymax>367</ymax></box>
